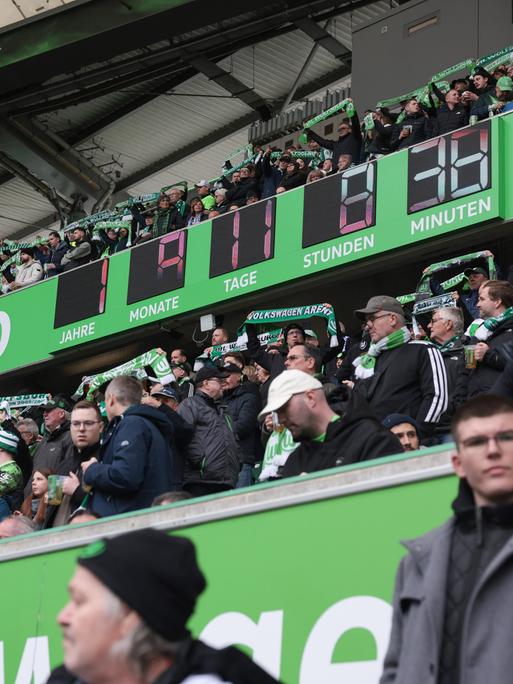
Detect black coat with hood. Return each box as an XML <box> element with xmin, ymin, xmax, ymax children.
<box><xmin>224</xmin><ymin>382</ymin><xmax>263</xmax><ymax>465</ymax></box>
<box><xmin>47</xmin><ymin>639</ymin><xmax>280</xmax><ymax>684</ymax></box>
<box><xmin>467</xmin><ymin>320</ymin><xmax>513</xmax><ymax>397</ymax></box>
<box><xmin>83</xmin><ymin>404</ymin><xmax>180</xmax><ymax>516</ymax></box>
<box><xmin>280</xmin><ymin>389</ymin><xmax>401</xmax><ymax>478</ymax></box>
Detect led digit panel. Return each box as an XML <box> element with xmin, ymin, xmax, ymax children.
<box><xmin>302</xmin><ymin>162</ymin><xmax>377</xmax><ymax>249</ymax></box>
<box><xmin>209</xmin><ymin>198</ymin><xmax>276</xmax><ymax>278</ymax></box>
<box><xmin>127</xmin><ymin>230</ymin><xmax>187</xmax><ymax>305</ymax></box>
<box><xmin>54</xmin><ymin>258</ymin><xmax>109</xmax><ymax>329</ymax></box>
<box><xmin>407</xmin><ymin>120</ymin><xmax>491</xmax><ymax>214</ymax></box>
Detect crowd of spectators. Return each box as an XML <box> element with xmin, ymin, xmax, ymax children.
<box><xmin>2</xmin><ymin>257</ymin><xmax>513</xmax><ymax>538</ymax></box>
<box><xmin>1</xmin><ymin>52</ymin><xmax>513</xmax><ymax>539</ymax></box>
<box><xmin>1</xmin><ymin>54</ymin><xmax>513</xmax><ymax>292</ymax></box>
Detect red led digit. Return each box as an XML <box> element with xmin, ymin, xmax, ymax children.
<box><xmin>157</xmin><ymin>230</ymin><xmax>186</xmax><ymax>281</ymax></box>
<box><xmin>339</xmin><ymin>162</ymin><xmax>376</xmax><ymax>235</ymax></box>
<box><xmin>264</xmin><ymin>200</ymin><xmax>272</xmax><ymax>258</ymax></box>
<box><xmin>98</xmin><ymin>258</ymin><xmax>109</xmax><ymax>314</ymax></box>
<box><xmin>231</xmin><ymin>211</ymin><xmax>240</xmax><ymax>270</ymax></box>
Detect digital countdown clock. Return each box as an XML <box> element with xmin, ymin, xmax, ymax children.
<box><xmin>54</xmin><ymin>258</ymin><xmax>109</xmax><ymax>329</ymax></box>
<box><xmin>127</xmin><ymin>230</ymin><xmax>187</xmax><ymax>305</ymax></box>
<box><xmin>407</xmin><ymin>119</ymin><xmax>491</xmax><ymax>213</ymax></box>
<box><xmin>302</xmin><ymin>161</ymin><xmax>377</xmax><ymax>248</ymax></box>
<box><xmin>209</xmin><ymin>197</ymin><xmax>276</xmax><ymax>278</ymax></box>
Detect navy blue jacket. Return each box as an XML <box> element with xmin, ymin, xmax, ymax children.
<box><xmin>84</xmin><ymin>404</ymin><xmax>179</xmax><ymax>517</ymax></box>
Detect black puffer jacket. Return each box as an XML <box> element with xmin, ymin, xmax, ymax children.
<box><xmin>433</xmin><ymin>103</ymin><xmax>469</xmax><ymax>136</ymax></box>
<box><xmin>391</xmin><ymin>112</ymin><xmax>432</xmax><ymax>151</ymax></box>
<box><xmin>225</xmin><ymin>178</ymin><xmax>258</xmax><ymax>207</ymax></box>
<box><xmin>224</xmin><ymin>382</ymin><xmax>263</xmax><ymax>465</ymax></box>
<box><xmin>467</xmin><ymin>321</ymin><xmax>513</xmax><ymax>397</ymax></box>
<box><xmin>177</xmin><ymin>391</ymin><xmax>240</xmax><ymax>487</ymax></box>
<box><xmin>30</xmin><ymin>421</ymin><xmax>74</xmax><ymax>489</ymax></box>
<box><xmin>280</xmin><ymin>389</ymin><xmax>401</xmax><ymax>478</ymax></box>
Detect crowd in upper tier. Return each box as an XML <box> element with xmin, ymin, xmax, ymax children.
<box><xmin>3</xmin><ymin>250</ymin><xmax>513</xmax><ymax>538</ymax></box>
<box><xmin>1</xmin><ymin>57</ymin><xmax>513</xmax><ymax>292</ymax></box>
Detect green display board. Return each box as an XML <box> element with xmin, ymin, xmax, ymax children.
<box><xmin>0</xmin><ymin>468</ymin><xmax>456</xmax><ymax>683</ymax></box>
<box><xmin>0</xmin><ymin>116</ymin><xmax>508</xmax><ymax>376</ymax></box>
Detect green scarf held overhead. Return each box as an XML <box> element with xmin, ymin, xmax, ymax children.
<box><xmin>416</xmin><ymin>251</ymin><xmax>497</xmax><ymax>297</ymax></box>
<box><xmin>431</xmin><ymin>59</ymin><xmax>475</xmax><ymax>84</ymax></box>
<box><xmin>353</xmin><ymin>327</ymin><xmax>411</xmax><ymax>379</ymax></box>
<box><xmin>470</xmin><ymin>307</ymin><xmax>513</xmax><ymax>342</ymax></box>
<box><xmin>298</xmin><ymin>99</ymin><xmax>354</xmax><ymax>144</ymax></box>
<box><xmin>476</xmin><ymin>44</ymin><xmax>513</xmax><ymax>71</ymax></box>
<box><xmin>0</xmin><ymin>394</ymin><xmax>50</xmax><ymax>409</ymax></box>
<box><xmin>73</xmin><ymin>349</ymin><xmax>174</xmax><ymax>400</ymax></box>
<box><xmin>237</xmin><ymin>304</ymin><xmax>339</xmax><ymax>348</ymax></box>
<box><xmin>207</xmin><ymin>329</ymin><xmax>283</xmax><ymax>361</ymax></box>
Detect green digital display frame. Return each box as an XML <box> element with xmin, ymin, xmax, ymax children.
<box><xmin>0</xmin><ymin>116</ymin><xmax>508</xmax><ymax>376</ymax></box>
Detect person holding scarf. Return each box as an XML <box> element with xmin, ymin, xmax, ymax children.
<box><xmin>351</xmin><ymin>295</ymin><xmax>448</xmax><ymax>438</ymax></box>
<box><xmin>427</xmin><ymin>307</ymin><xmax>469</xmax><ymax>440</ymax></box>
<box><xmin>467</xmin><ymin>280</ymin><xmax>513</xmax><ymax>397</ymax></box>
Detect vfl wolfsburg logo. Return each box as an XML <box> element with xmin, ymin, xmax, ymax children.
<box><xmin>0</xmin><ymin>312</ymin><xmax>11</xmax><ymax>356</ymax></box>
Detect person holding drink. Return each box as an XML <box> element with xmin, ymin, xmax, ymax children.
<box><xmin>466</xmin><ymin>280</ymin><xmax>513</xmax><ymax>397</ymax></box>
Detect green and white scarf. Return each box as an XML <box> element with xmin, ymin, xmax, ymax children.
<box><xmin>435</xmin><ymin>335</ymin><xmax>461</xmax><ymax>353</ymax></box>
<box><xmin>353</xmin><ymin>327</ymin><xmax>411</xmax><ymax>379</ymax></box>
<box><xmin>0</xmin><ymin>394</ymin><xmax>50</xmax><ymax>408</ymax></box>
<box><xmin>207</xmin><ymin>329</ymin><xmax>282</xmax><ymax>361</ymax></box>
<box><xmin>73</xmin><ymin>349</ymin><xmax>173</xmax><ymax>399</ymax></box>
<box><xmin>466</xmin><ymin>308</ymin><xmax>513</xmax><ymax>342</ymax></box>
<box><xmin>431</xmin><ymin>59</ymin><xmax>475</xmax><ymax>84</ymax></box>
<box><xmin>260</xmin><ymin>428</ymin><xmax>299</xmax><ymax>481</ymax></box>
<box><xmin>476</xmin><ymin>44</ymin><xmax>513</xmax><ymax>71</ymax></box>
<box><xmin>238</xmin><ymin>303</ymin><xmax>338</xmax><ymax>347</ymax></box>
<box><xmin>415</xmin><ymin>251</ymin><xmax>496</xmax><ymax>298</ymax></box>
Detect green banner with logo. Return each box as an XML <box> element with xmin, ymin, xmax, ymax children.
<box><xmin>0</xmin><ymin>462</ymin><xmax>455</xmax><ymax>683</ymax></box>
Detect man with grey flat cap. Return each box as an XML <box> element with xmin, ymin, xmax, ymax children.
<box><xmin>351</xmin><ymin>295</ymin><xmax>448</xmax><ymax>438</ymax></box>
<box><xmin>48</xmin><ymin>529</ymin><xmax>280</xmax><ymax>683</ymax></box>
<box><xmin>177</xmin><ymin>367</ymin><xmax>240</xmax><ymax>497</ymax></box>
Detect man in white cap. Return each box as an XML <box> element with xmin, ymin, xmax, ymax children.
<box><xmin>259</xmin><ymin>370</ymin><xmax>400</xmax><ymax>478</ymax></box>
<box><xmin>194</xmin><ymin>180</ymin><xmax>215</xmax><ymax>211</ymax></box>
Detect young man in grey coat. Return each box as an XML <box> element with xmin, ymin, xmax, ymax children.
<box><xmin>381</xmin><ymin>394</ymin><xmax>513</xmax><ymax>684</ymax></box>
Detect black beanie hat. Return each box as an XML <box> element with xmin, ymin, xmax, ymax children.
<box><xmin>20</xmin><ymin>247</ymin><xmax>35</xmax><ymax>258</ymax></box>
<box><xmin>78</xmin><ymin>529</ymin><xmax>206</xmax><ymax>641</ymax></box>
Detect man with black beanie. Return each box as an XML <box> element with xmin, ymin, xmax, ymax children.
<box><xmin>49</xmin><ymin>529</ymin><xmax>280</xmax><ymax>683</ymax></box>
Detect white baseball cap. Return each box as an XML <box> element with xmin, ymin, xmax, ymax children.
<box><xmin>259</xmin><ymin>370</ymin><xmax>322</xmax><ymax>418</ymax></box>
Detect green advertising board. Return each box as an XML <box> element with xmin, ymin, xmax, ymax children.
<box><xmin>0</xmin><ymin>116</ymin><xmax>508</xmax><ymax>376</ymax></box>
<box><xmin>0</xmin><ymin>454</ymin><xmax>455</xmax><ymax>683</ymax></box>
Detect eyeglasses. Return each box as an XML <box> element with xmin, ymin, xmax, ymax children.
<box><xmin>365</xmin><ymin>313</ymin><xmax>392</xmax><ymax>325</ymax></box>
<box><xmin>70</xmin><ymin>420</ymin><xmax>101</xmax><ymax>429</ymax></box>
<box><xmin>286</xmin><ymin>355</ymin><xmax>307</xmax><ymax>362</ymax></box>
<box><xmin>430</xmin><ymin>317</ymin><xmax>445</xmax><ymax>325</ymax></box>
<box><xmin>460</xmin><ymin>430</ymin><xmax>513</xmax><ymax>453</ymax></box>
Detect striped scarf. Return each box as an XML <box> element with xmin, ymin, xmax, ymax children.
<box><xmin>353</xmin><ymin>327</ymin><xmax>411</xmax><ymax>379</ymax></box>
<box><xmin>467</xmin><ymin>307</ymin><xmax>513</xmax><ymax>341</ymax></box>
